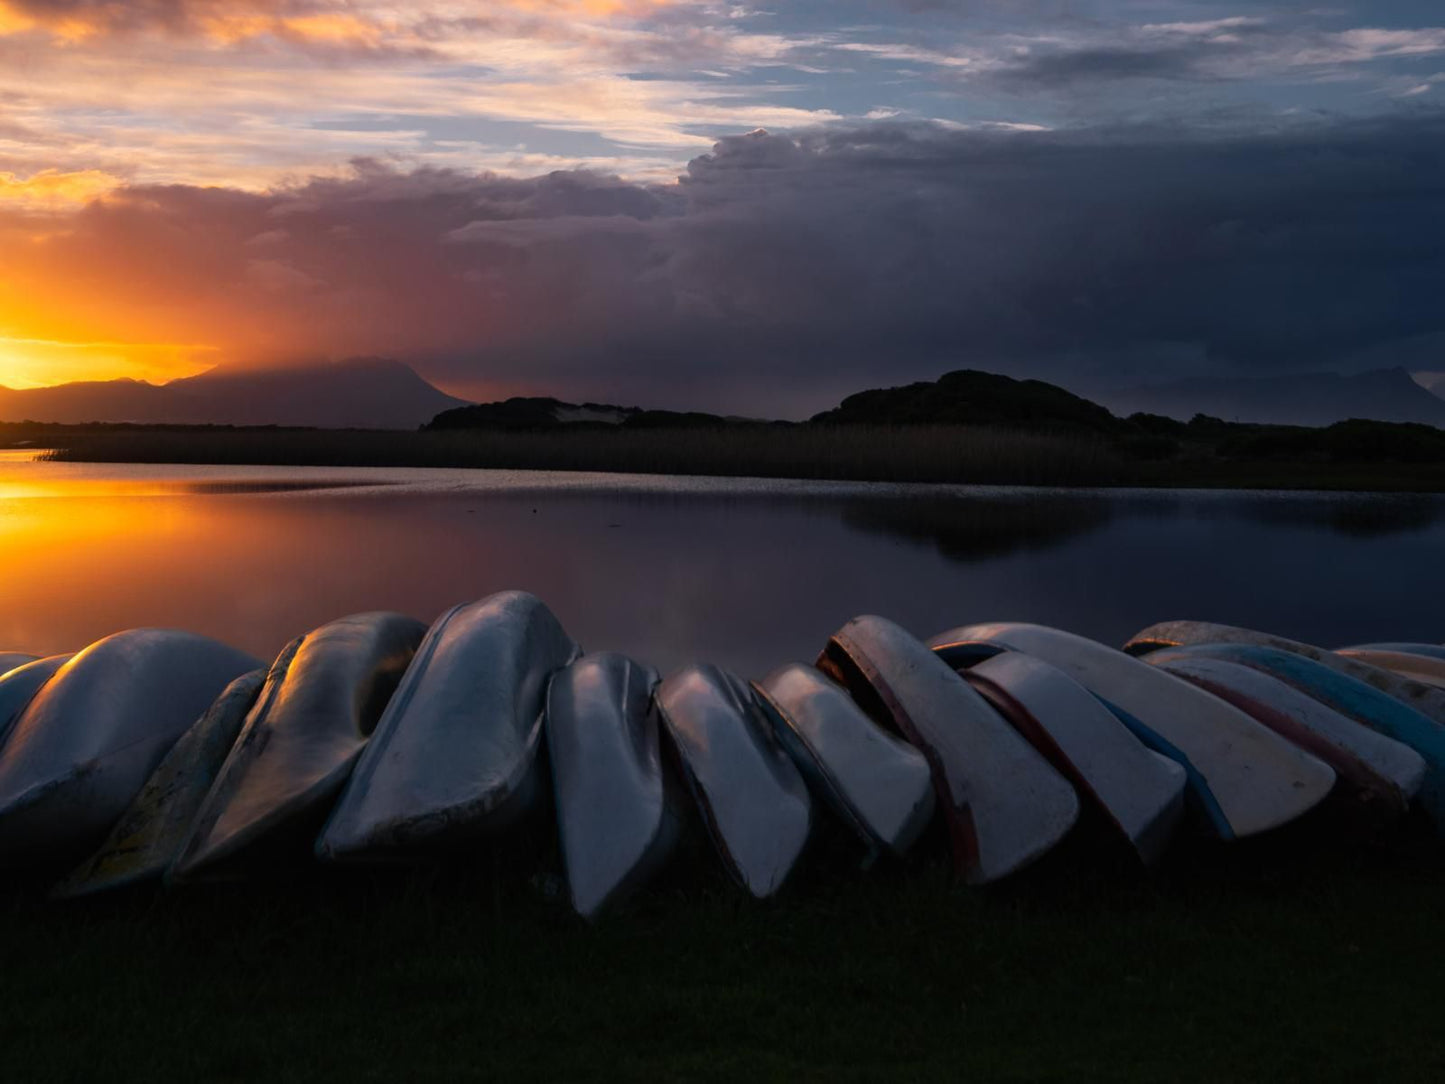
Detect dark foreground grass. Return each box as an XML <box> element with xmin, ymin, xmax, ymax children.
<box><xmin>4</xmin><ymin>825</ymin><xmax>1444</xmax><ymax>1083</ymax></box>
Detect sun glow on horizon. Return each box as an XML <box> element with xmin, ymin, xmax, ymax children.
<box><xmin>0</xmin><ymin>336</ymin><xmax>219</xmax><ymax>390</ymax></box>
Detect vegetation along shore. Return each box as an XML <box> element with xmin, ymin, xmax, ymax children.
<box><xmin>9</xmin><ymin>369</ymin><xmax>1445</xmax><ymax>491</ymax></box>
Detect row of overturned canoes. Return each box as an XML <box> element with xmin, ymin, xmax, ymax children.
<box><xmin>1</xmin><ymin>593</ymin><xmax>1444</xmax><ymax>918</ymax></box>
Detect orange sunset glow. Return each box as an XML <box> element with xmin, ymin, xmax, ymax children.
<box><xmin>0</xmin><ymin>0</ymin><xmax>1439</xmax><ymax>411</ymax></box>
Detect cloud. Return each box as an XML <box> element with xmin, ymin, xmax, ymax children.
<box><xmin>0</xmin><ymin>0</ymin><xmax>680</xmax><ymax>42</ymax></box>
<box><xmin>0</xmin><ymin>167</ymin><xmax>120</xmax><ymax>208</ymax></box>
<box><xmin>0</xmin><ymin>0</ymin><xmax>840</xmax><ymax>191</ymax></box>
<box><xmin>3</xmin><ymin>111</ymin><xmax>1443</xmax><ymax>414</ymax></box>
<box><xmin>835</xmin><ymin>15</ymin><xmax>1445</xmax><ymax>91</ymax></box>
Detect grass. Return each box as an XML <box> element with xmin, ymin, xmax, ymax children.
<box><xmin>3</xmin><ymin>821</ymin><xmax>1444</xmax><ymax>1082</ymax></box>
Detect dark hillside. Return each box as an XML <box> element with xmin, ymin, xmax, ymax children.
<box><xmin>811</xmin><ymin>369</ymin><xmax>1121</xmax><ymax>432</ymax></box>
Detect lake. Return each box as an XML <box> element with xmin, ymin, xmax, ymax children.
<box><xmin>2</xmin><ymin>454</ymin><xmax>1442</xmax><ymax>676</ymax></box>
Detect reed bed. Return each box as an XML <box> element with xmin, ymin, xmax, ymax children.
<box><xmin>19</xmin><ymin>421</ymin><xmax>1445</xmax><ymax>490</ymax></box>
<box><xmin>34</xmin><ymin>423</ymin><xmax>1127</xmax><ymax>487</ymax></box>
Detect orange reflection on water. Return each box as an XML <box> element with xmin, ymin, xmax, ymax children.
<box><xmin>0</xmin><ymin>460</ymin><xmax>538</xmax><ymax>663</ymax></box>
<box><xmin>9</xmin><ymin>457</ymin><xmax>1445</xmax><ymax>680</ymax></box>
<box><xmin>0</xmin><ymin>494</ymin><xmax>258</xmax><ymax>656</ymax></box>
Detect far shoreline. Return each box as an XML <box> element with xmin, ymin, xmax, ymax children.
<box><xmin>6</xmin><ymin>420</ymin><xmax>1445</xmax><ymax>494</ymax></box>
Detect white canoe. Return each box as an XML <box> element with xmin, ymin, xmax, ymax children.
<box><xmin>929</xmin><ymin>623</ymin><xmax>1336</xmax><ymax>840</ymax></box>
<box><xmin>317</xmin><ymin>592</ymin><xmax>580</xmax><ymax>861</ymax></box>
<box><xmin>0</xmin><ymin>653</ymin><xmax>36</xmax><ymax>676</ymax></box>
<box><xmin>1142</xmin><ymin>642</ymin><xmax>1445</xmax><ymax>832</ymax></box>
<box><xmin>53</xmin><ymin>669</ymin><xmax>267</xmax><ymax>898</ymax></box>
<box><xmin>1335</xmin><ymin>649</ymin><xmax>1445</xmax><ymax>690</ymax></box>
<box><xmin>1125</xmin><ymin>621</ymin><xmax>1445</xmax><ymax>727</ymax></box>
<box><xmin>1340</xmin><ymin>643</ymin><xmax>1445</xmax><ymax>663</ymax></box>
<box><xmin>821</xmin><ymin>616</ymin><xmax>1079</xmax><ymax>884</ymax></box>
<box><xmin>1150</xmin><ymin>651</ymin><xmax>1426</xmax><ymax>819</ymax></box>
<box><xmin>753</xmin><ymin>663</ymin><xmax>935</xmax><ymax>861</ymax></box>
<box><xmin>547</xmin><ymin>653</ymin><xmax>684</xmax><ymax>919</ymax></box>
<box><xmin>963</xmin><ymin>651</ymin><xmax>1186</xmax><ymax>864</ymax></box>
<box><xmin>0</xmin><ymin>630</ymin><xmax>261</xmax><ymax>861</ymax></box>
<box><xmin>172</xmin><ymin>612</ymin><xmax>427</xmax><ymax>880</ymax></box>
<box><xmin>0</xmin><ymin>655</ymin><xmax>72</xmax><ymax>750</ymax></box>
<box><xmin>655</xmin><ymin>664</ymin><xmax>812</xmax><ymax>898</ymax></box>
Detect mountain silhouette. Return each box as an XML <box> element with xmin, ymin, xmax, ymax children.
<box><xmin>1097</xmin><ymin>368</ymin><xmax>1445</xmax><ymax>427</ymax></box>
<box><xmin>0</xmin><ymin>358</ymin><xmax>470</xmax><ymax>429</ymax></box>
<box><xmin>810</xmin><ymin>369</ymin><xmax>1121</xmax><ymax>431</ymax></box>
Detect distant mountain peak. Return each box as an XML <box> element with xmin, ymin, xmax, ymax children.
<box><xmin>0</xmin><ymin>357</ymin><xmax>470</xmax><ymax>428</ymax></box>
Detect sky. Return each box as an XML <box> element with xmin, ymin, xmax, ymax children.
<box><xmin>1</xmin><ymin>0</ymin><xmax>1443</xmax><ymax>413</ymax></box>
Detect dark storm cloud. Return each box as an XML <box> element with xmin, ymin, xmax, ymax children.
<box><xmin>982</xmin><ymin>18</ymin><xmax>1444</xmax><ymax>89</ymax></box>
<box><xmin>994</xmin><ymin>42</ymin><xmax>1231</xmax><ymax>86</ymax></box>
<box><xmin>11</xmin><ymin>111</ymin><xmax>1445</xmax><ymax>414</ymax></box>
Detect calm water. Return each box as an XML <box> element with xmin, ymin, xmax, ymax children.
<box><xmin>1</xmin><ymin>454</ymin><xmax>1442</xmax><ymax>677</ymax></box>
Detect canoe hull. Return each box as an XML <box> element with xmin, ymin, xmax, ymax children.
<box><xmin>0</xmin><ymin>655</ymin><xmax>72</xmax><ymax>752</ymax></box>
<box><xmin>754</xmin><ymin>663</ymin><xmax>935</xmax><ymax>861</ymax></box>
<box><xmin>0</xmin><ymin>630</ymin><xmax>261</xmax><ymax>861</ymax></box>
<box><xmin>1336</xmin><ymin>649</ymin><xmax>1445</xmax><ymax>690</ymax></box>
<box><xmin>1124</xmin><ymin>620</ymin><xmax>1445</xmax><ymax>727</ymax></box>
<box><xmin>1151</xmin><ymin>652</ymin><xmax>1425</xmax><ymax>820</ymax></box>
<box><xmin>656</xmin><ymin>665</ymin><xmax>812</xmax><ymax>898</ymax></box>
<box><xmin>1339</xmin><ymin>643</ymin><xmax>1445</xmax><ymax>663</ymax></box>
<box><xmin>927</xmin><ymin>623</ymin><xmax>1336</xmax><ymax>841</ymax></box>
<box><xmin>547</xmin><ymin>653</ymin><xmax>683</xmax><ymax>918</ymax></box>
<box><xmin>172</xmin><ymin>612</ymin><xmax>427</xmax><ymax>881</ymax></box>
<box><xmin>963</xmin><ymin>651</ymin><xmax>1186</xmax><ymax>864</ymax></box>
<box><xmin>822</xmin><ymin>616</ymin><xmax>1079</xmax><ymax>884</ymax></box>
<box><xmin>0</xmin><ymin>653</ymin><xmax>37</xmax><ymax>677</ymax></box>
<box><xmin>1147</xmin><ymin>642</ymin><xmax>1445</xmax><ymax>831</ymax></box>
<box><xmin>317</xmin><ymin>592</ymin><xmax>580</xmax><ymax>861</ymax></box>
<box><xmin>53</xmin><ymin>670</ymin><xmax>267</xmax><ymax>898</ymax></box>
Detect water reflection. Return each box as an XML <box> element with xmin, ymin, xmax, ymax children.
<box><xmin>1224</xmin><ymin>494</ymin><xmax>1445</xmax><ymax>537</ymax></box>
<box><xmin>1</xmin><ymin>460</ymin><xmax>1442</xmax><ymax>677</ymax></box>
<box><xmin>841</xmin><ymin>495</ymin><xmax>1113</xmax><ymax>561</ymax></box>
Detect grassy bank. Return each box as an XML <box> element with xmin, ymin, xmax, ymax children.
<box><xmin>9</xmin><ymin>420</ymin><xmax>1445</xmax><ymax>491</ymax></box>
<box><xmin>3</xmin><ymin>830</ymin><xmax>1443</xmax><ymax>1082</ymax></box>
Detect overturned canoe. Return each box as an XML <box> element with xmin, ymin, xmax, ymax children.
<box><xmin>1150</xmin><ymin>650</ymin><xmax>1426</xmax><ymax>820</ymax></box>
<box><xmin>0</xmin><ymin>630</ymin><xmax>261</xmax><ymax>861</ymax></box>
<box><xmin>1124</xmin><ymin>621</ymin><xmax>1445</xmax><ymax>727</ymax></box>
<box><xmin>655</xmin><ymin>664</ymin><xmax>811</xmax><ymax>898</ymax></box>
<box><xmin>1340</xmin><ymin>643</ymin><xmax>1445</xmax><ymax>663</ymax></box>
<box><xmin>929</xmin><ymin>623</ymin><xmax>1336</xmax><ymax>840</ymax></box>
<box><xmin>317</xmin><ymin>592</ymin><xmax>580</xmax><ymax>861</ymax></box>
<box><xmin>1146</xmin><ymin>642</ymin><xmax>1445</xmax><ymax>830</ymax></box>
<box><xmin>963</xmin><ymin>651</ymin><xmax>1186</xmax><ymax>864</ymax></box>
<box><xmin>53</xmin><ymin>669</ymin><xmax>267</xmax><ymax>898</ymax></box>
<box><xmin>821</xmin><ymin>616</ymin><xmax>1078</xmax><ymax>884</ymax></box>
<box><xmin>0</xmin><ymin>653</ymin><xmax>36</xmax><ymax>677</ymax></box>
<box><xmin>547</xmin><ymin>653</ymin><xmax>684</xmax><ymax>918</ymax></box>
<box><xmin>0</xmin><ymin>655</ymin><xmax>71</xmax><ymax>750</ymax></box>
<box><xmin>1334</xmin><ymin>649</ymin><xmax>1445</xmax><ymax>690</ymax></box>
<box><xmin>171</xmin><ymin>612</ymin><xmax>427</xmax><ymax>881</ymax></box>
<box><xmin>753</xmin><ymin>663</ymin><xmax>935</xmax><ymax>861</ymax></box>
